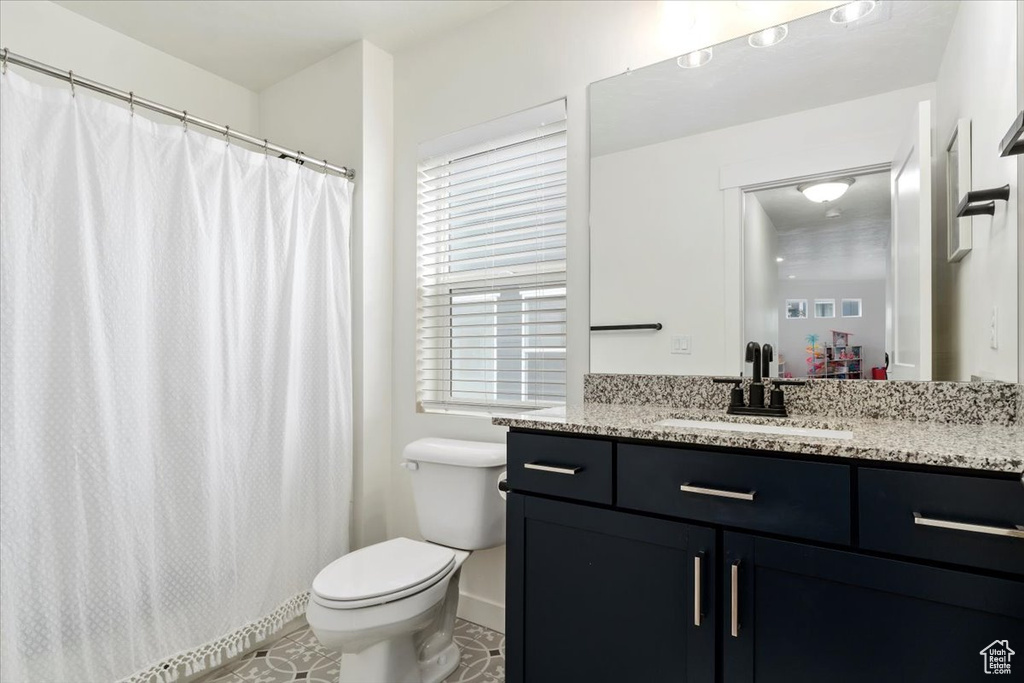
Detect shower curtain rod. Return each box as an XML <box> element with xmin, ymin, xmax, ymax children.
<box><xmin>0</xmin><ymin>48</ymin><xmax>356</xmax><ymax>181</ymax></box>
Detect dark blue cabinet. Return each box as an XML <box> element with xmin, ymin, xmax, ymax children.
<box><xmin>506</xmin><ymin>493</ymin><xmax>716</xmax><ymax>683</ymax></box>
<box><xmin>505</xmin><ymin>431</ymin><xmax>1024</xmax><ymax>682</ymax></box>
<box><xmin>723</xmin><ymin>533</ymin><xmax>1024</xmax><ymax>682</ymax></box>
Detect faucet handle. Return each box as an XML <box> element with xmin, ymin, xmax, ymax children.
<box><xmin>769</xmin><ymin>379</ymin><xmax>806</xmax><ymax>410</ymax></box>
<box><xmin>713</xmin><ymin>377</ymin><xmax>745</xmax><ymax>408</ymax></box>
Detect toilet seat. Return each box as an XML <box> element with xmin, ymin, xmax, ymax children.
<box><xmin>311</xmin><ymin>537</ymin><xmax>456</xmax><ymax>610</ymax></box>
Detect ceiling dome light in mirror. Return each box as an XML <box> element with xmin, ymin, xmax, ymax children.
<box><xmin>797</xmin><ymin>177</ymin><xmax>856</xmax><ymax>203</ymax></box>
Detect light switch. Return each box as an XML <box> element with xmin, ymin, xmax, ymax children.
<box><xmin>671</xmin><ymin>335</ymin><xmax>691</xmax><ymax>354</ymax></box>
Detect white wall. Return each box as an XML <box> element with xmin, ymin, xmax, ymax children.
<box><xmin>259</xmin><ymin>41</ymin><xmax>395</xmax><ymax>552</ymax></box>
<box><xmin>743</xmin><ymin>195</ymin><xmax>780</xmax><ymax>355</ymax></box>
<box><xmin>590</xmin><ymin>84</ymin><xmax>934</xmax><ymax>376</ymax></box>
<box><xmin>390</xmin><ymin>0</ymin><xmax>842</xmax><ymax>633</ymax></box>
<box><xmin>0</xmin><ymin>1</ymin><xmax>259</xmax><ymax>132</ymax></box>
<box><xmin>933</xmin><ymin>0</ymin><xmax>1019</xmax><ymax>382</ymax></box>
<box><xmin>777</xmin><ymin>280</ymin><xmax>887</xmax><ymax>378</ymax></box>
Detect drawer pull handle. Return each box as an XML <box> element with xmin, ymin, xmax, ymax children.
<box><xmin>680</xmin><ymin>483</ymin><xmax>756</xmax><ymax>501</ymax></box>
<box><xmin>523</xmin><ymin>462</ymin><xmax>581</xmax><ymax>475</ymax></box>
<box><xmin>730</xmin><ymin>561</ymin><xmax>740</xmax><ymax>638</ymax></box>
<box><xmin>913</xmin><ymin>513</ymin><xmax>1024</xmax><ymax>539</ymax></box>
<box><xmin>693</xmin><ymin>554</ymin><xmax>703</xmax><ymax>627</ymax></box>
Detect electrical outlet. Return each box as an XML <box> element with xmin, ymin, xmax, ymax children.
<box><xmin>989</xmin><ymin>307</ymin><xmax>998</xmax><ymax>349</ymax></box>
<box><xmin>671</xmin><ymin>335</ymin><xmax>691</xmax><ymax>354</ymax></box>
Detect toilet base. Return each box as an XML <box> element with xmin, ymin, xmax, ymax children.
<box><xmin>338</xmin><ymin>636</ymin><xmax>418</xmax><ymax>683</ymax></box>
<box><xmin>336</xmin><ymin>637</ymin><xmax>459</xmax><ymax>683</ymax></box>
<box><xmin>418</xmin><ymin>641</ymin><xmax>460</xmax><ymax>683</ymax></box>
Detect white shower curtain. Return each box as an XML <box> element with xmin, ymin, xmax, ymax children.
<box><xmin>0</xmin><ymin>71</ymin><xmax>353</xmax><ymax>682</ymax></box>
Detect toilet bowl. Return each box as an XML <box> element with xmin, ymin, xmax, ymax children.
<box><xmin>307</xmin><ymin>438</ymin><xmax>506</xmax><ymax>683</ymax></box>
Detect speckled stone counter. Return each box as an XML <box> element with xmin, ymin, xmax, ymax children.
<box><xmin>583</xmin><ymin>374</ymin><xmax>1024</xmax><ymax>426</ymax></box>
<box><xmin>493</xmin><ymin>376</ymin><xmax>1024</xmax><ymax>474</ymax></box>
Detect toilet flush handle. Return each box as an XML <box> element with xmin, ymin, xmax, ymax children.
<box><xmin>401</xmin><ymin>461</ymin><xmax>419</xmax><ymax>471</ymax></box>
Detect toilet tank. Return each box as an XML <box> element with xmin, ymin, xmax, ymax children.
<box><xmin>403</xmin><ymin>438</ymin><xmax>507</xmax><ymax>551</ymax></box>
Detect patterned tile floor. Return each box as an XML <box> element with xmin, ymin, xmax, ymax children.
<box><xmin>199</xmin><ymin>618</ymin><xmax>504</xmax><ymax>683</ymax></box>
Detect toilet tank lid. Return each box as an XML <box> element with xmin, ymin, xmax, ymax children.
<box><xmin>403</xmin><ymin>437</ymin><xmax>506</xmax><ymax>467</ymax></box>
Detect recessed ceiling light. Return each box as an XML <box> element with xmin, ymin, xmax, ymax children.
<box><xmin>776</xmin><ymin>257</ymin><xmax>785</xmax><ymax>262</ymax></box>
<box><xmin>748</xmin><ymin>24</ymin><xmax>788</xmax><ymax>48</ymax></box>
<box><xmin>788</xmin><ymin>275</ymin><xmax>796</xmax><ymax>279</ymax></box>
<box><xmin>830</xmin><ymin>1</ymin><xmax>877</xmax><ymax>24</ymax></box>
<box><xmin>797</xmin><ymin>177</ymin><xmax>855</xmax><ymax>203</ymax></box>
<box><xmin>678</xmin><ymin>48</ymin><xmax>713</xmax><ymax>68</ymax></box>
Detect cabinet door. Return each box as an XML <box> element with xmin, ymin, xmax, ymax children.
<box><xmin>506</xmin><ymin>493</ymin><xmax>716</xmax><ymax>683</ymax></box>
<box><xmin>723</xmin><ymin>532</ymin><xmax>1024</xmax><ymax>683</ymax></box>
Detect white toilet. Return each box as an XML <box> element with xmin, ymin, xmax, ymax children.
<box><xmin>306</xmin><ymin>438</ymin><xmax>506</xmax><ymax>683</ymax></box>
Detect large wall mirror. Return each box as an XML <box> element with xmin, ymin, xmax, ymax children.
<box><xmin>589</xmin><ymin>0</ymin><xmax>1019</xmax><ymax>382</ymax></box>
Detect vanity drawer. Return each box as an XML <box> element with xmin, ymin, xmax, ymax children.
<box><xmin>507</xmin><ymin>432</ymin><xmax>613</xmax><ymax>504</ymax></box>
<box><xmin>859</xmin><ymin>468</ymin><xmax>1024</xmax><ymax>575</ymax></box>
<box><xmin>617</xmin><ymin>444</ymin><xmax>850</xmax><ymax>543</ymax></box>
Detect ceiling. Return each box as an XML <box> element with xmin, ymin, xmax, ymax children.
<box><xmin>753</xmin><ymin>170</ymin><xmax>891</xmax><ymax>281</ymax></box>
<box><xmin>53</xmin><ymin>0</ymin><xmax>511</xmax><ymax>90</ymax></box>
<box><xmin>591</xmin><ymin>1</ymin><xmax>959</xmax><ymax>157</ymax></box>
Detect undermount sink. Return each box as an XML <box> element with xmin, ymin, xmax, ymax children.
<box><xmin>653</xmin><ymin>418</ymin><xmax>855</xmax><ymax>440</ymax></box>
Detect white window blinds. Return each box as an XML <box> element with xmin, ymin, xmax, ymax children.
<box><xmin>417</xmin><ymin>100</ymin><xmax>567</xmax><ymax>414</ymax></box>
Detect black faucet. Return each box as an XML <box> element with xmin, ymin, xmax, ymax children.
<box><xmin>746</xmin><ymin>342</ymin><xmax>765</xmax><ymax>408</ymax></box>
<box><xmin>761</xmin><ymin>343</ymin><xmax>774</xmax><ymax>380</ymax></box>
<box><xmin>713</xmin><ymin>341</ymin><xmax>803</xmax><ymax>417</ymax></box>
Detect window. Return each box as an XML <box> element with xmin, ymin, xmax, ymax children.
<box><xmin>416</xmin><ymin>101</ymin><xmax>567</xmax><ymax>414</ymax></box>
<box><xmin>814</xmin><ymin>299</ymin><xmax>835</xmax><ymax>318</ymax></box>
<box><xmin>786</xmin><ymin>299</ymin><xmax>807</xmax><ymax>319</ymax></box>
<box><xmin>841</xmin><ymin>299</ymin><xmax>862</xmax><ymax>317</ymax></box>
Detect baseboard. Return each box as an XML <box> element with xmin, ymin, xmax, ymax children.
<box><xmin>457</xmin><ymin>591</ymin><xmax>505</xmax><ymax>634</ymax></box>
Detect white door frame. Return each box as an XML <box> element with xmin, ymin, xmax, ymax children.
<box><xmin>722</xmin><ymin>159</ymin><xmax>893</xmax><ymax>375</ymax></box>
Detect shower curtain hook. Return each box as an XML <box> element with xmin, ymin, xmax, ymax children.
<box><xmin>323</xmin><ymin>159</ymin><xmax>329</xmax><ymax>175</ymax></box>
<box><xmin>182</xmin><ymin>110</ymin><xmax>188</xmax><ymax>132</ymax></box>
<box><xmin>263</xmin><ymin>139</ymin><xmax>269</xmax><ymax>156</ymax></box>
<box><xmin>68</xmin><ymin>70</ymin><xmax>75</xmax><ymax>98</ymax></box>
<box><xmin>223</xmin><ymin>125</ymin><xmax>230</xmax><ymax>145</ymax></box>
<box><xmin>128</xmin><ymin>91</ymin><xmax>135</xmax><ymax>117</ymax></box>
<box><xmin>2</xmin><ymin>49</ymin><xmax>9</xmax><ymax>76</ymax></box>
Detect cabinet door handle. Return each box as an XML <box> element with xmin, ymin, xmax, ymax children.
<box><xmin>681</xmin><ymin>483</ymin><xmax>756</xmax><ymax>501</ymax></box>
<box><xmin>693</xmin><ymin>554</ymin><xmax>703</xmax><ymax>627</ymax></box>
<box><xmin>523</xmin><ymin>462</ymin><xmax>581</xmax><ymax>475</ymax></box>
<box><xmin>913</xmin><ymin>512</ymin><xmax>1024</xmax><ymax>539</ymax></box>
<box><xmin>730</xmin><ymin>561</ymin><xmax>740</xmax><ymax>638</ymax></box>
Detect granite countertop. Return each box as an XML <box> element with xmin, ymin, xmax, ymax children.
<box><xmin>492</xmin><ymin>403</ymin><xmax>1024</xmax><ymax>474</ymax></box>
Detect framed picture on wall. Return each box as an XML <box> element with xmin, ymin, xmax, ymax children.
<box><xmin>786</xmin><ymin>300</ymin><xmax>807</xmax><ymax>319</ymax></box>
<box><xmin>814</xmin><ymin>299</ymin><xmax>835</xmax><ymax>318</ymax></box>
<box><xmin>946</xmin><ymin>118</ymin><xmax>972</xmax><ymax>262</ymax></box>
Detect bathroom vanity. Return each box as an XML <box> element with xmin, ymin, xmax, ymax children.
<box><xmin>495</xmin><ymin>378</ymin><xmax>1024</xmax><ymax>683</ymax></box>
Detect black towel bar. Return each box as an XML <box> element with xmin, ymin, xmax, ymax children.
<box><xmin>590</xmin><ymin>323</ymin><xmax>663</xmax><ymax>331</ymax></box>
<box><xmin>956</xmin><ymin>184</ymin><xmax>1010</xmax><ymax>218</ymax></box>
<box><xmin>999</xmin><ymin>110</ymin><xmax>1023</xmax><ymax>157</ymax></box>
